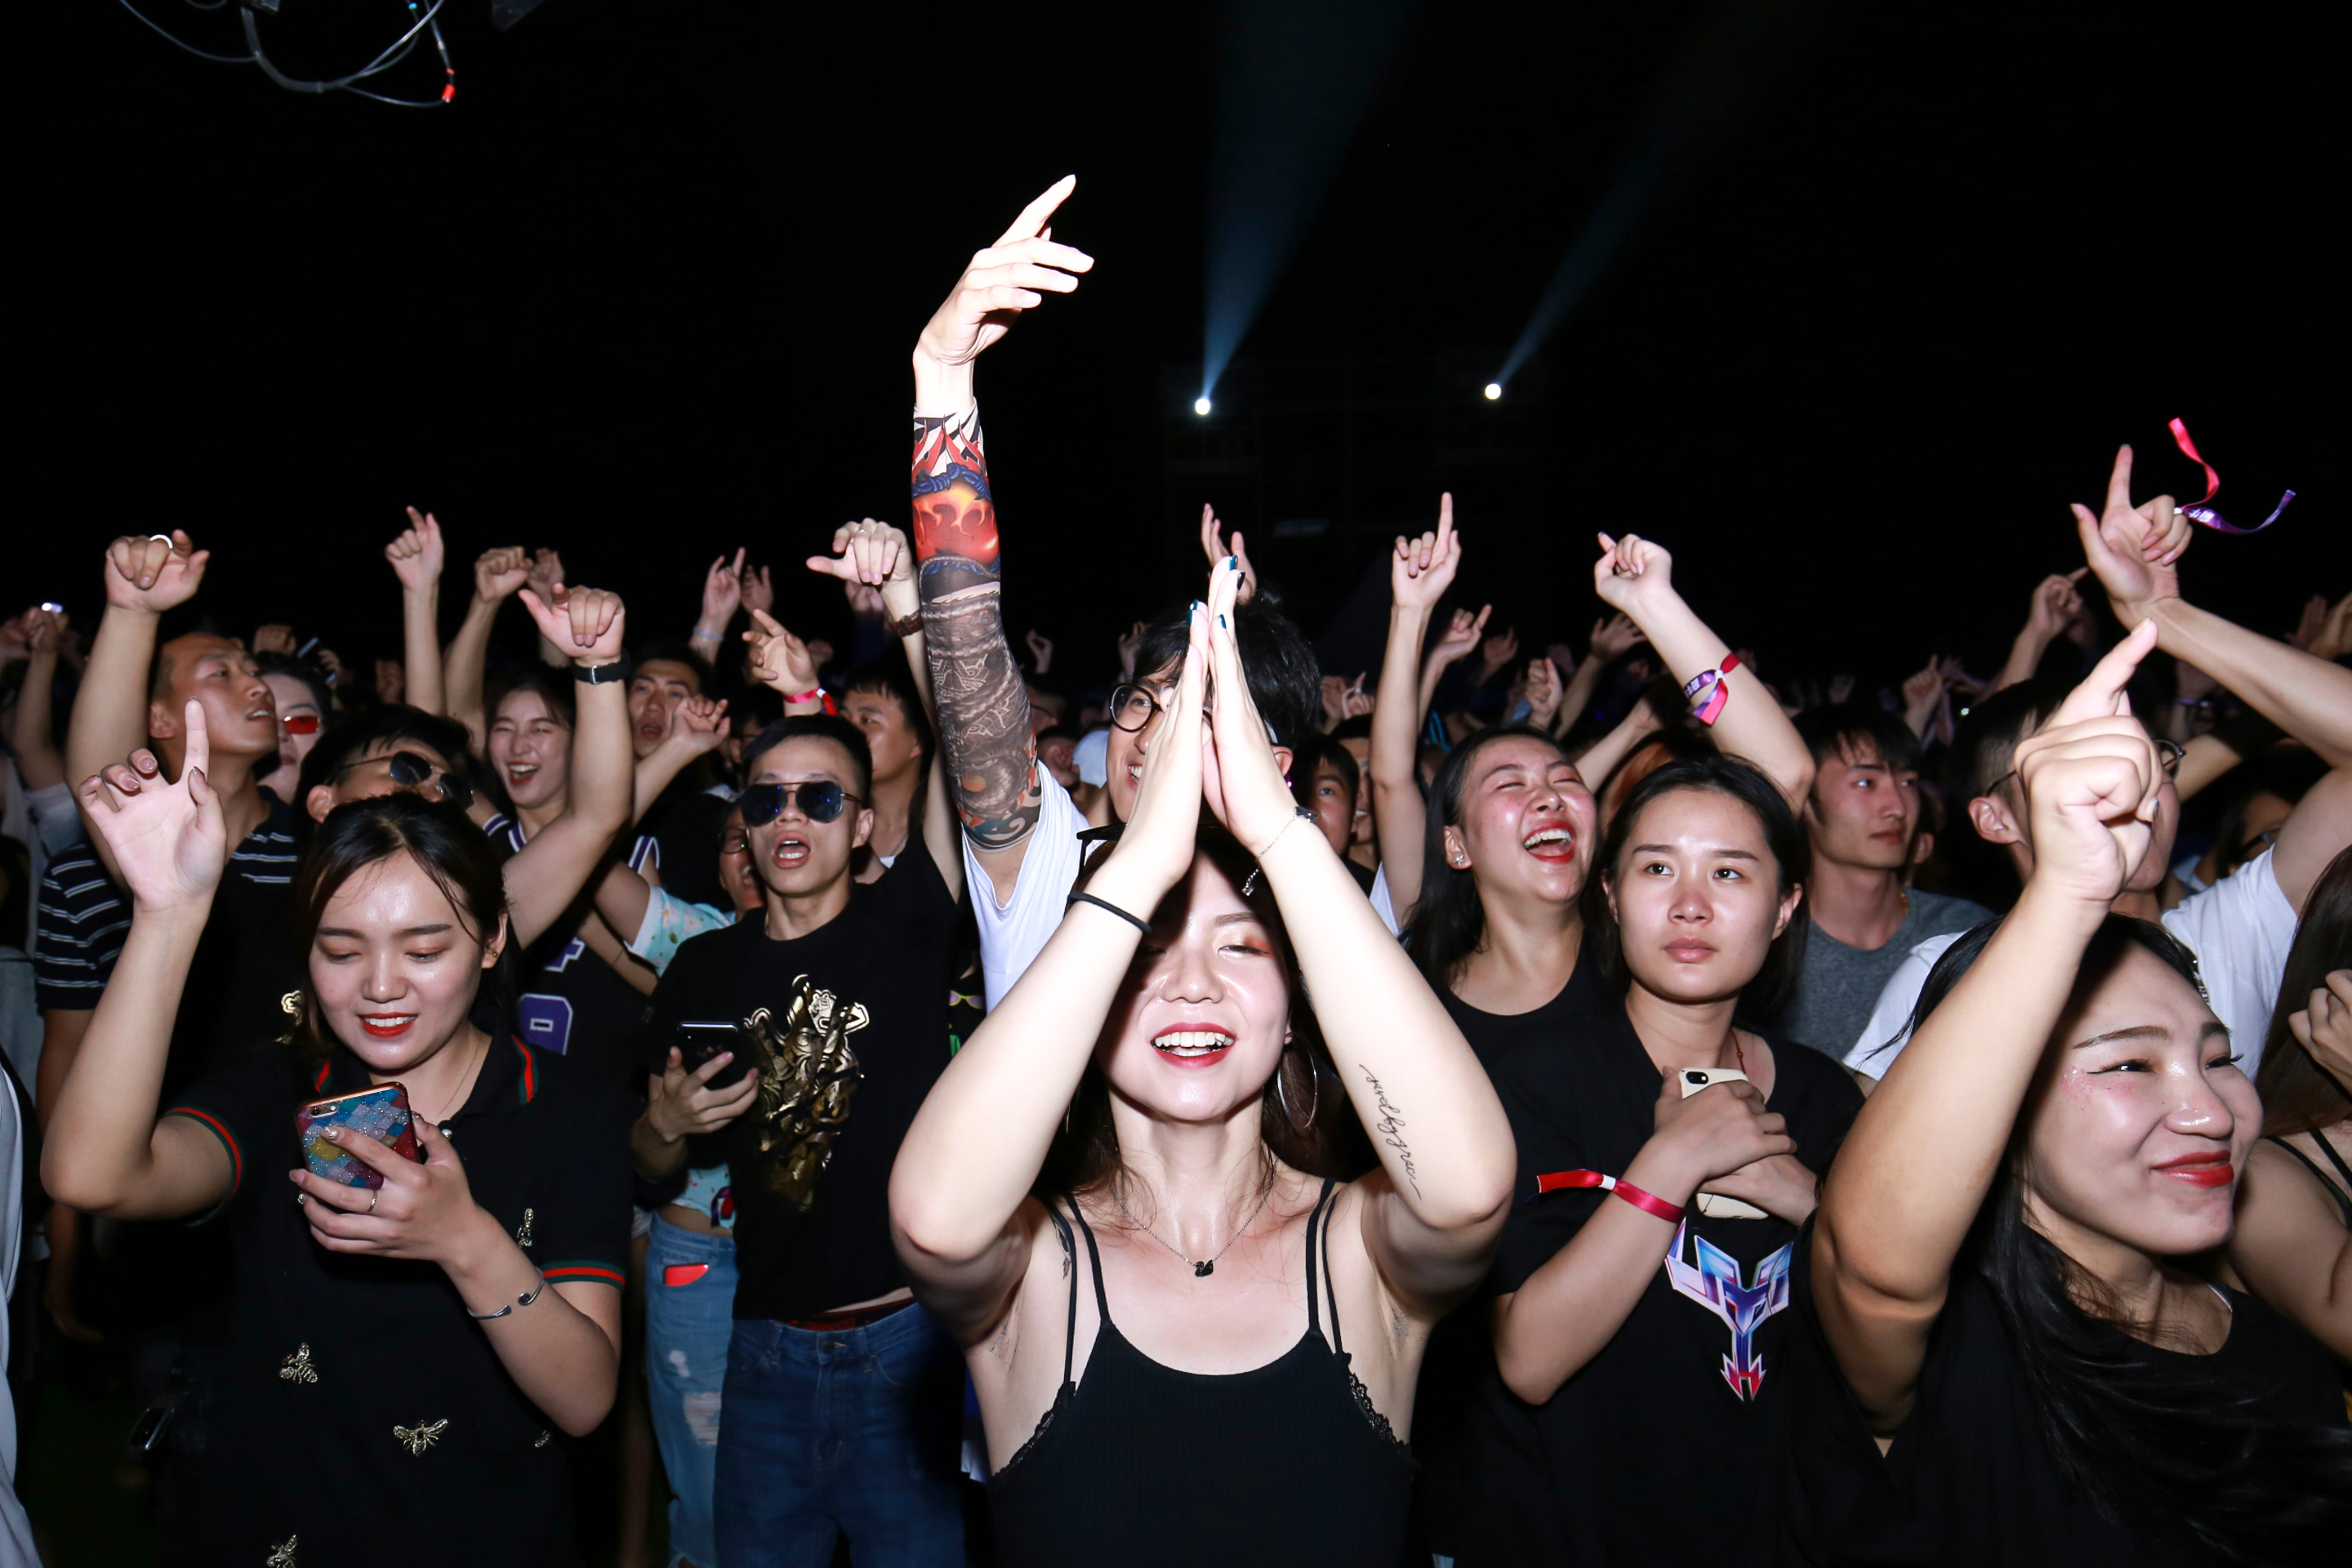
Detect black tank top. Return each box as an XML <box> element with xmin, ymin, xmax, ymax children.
<box><xmin>987</xmin><ymin>1178</ymin><xmax>1417</xmax><ymax>1567</ymax></box>
<box><xmin>2265</xmin><ymin>1131</ymin><xmax>2352</xmax><ymax>1227</ymax></box>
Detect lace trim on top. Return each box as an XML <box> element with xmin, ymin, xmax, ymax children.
<box><xmin>1339</xmin><ymin>1352</ymin><xmax>1405</xmax><ymax>1450</ymax></box>
<box><xmin>997</xmin><ymin>1379</ymin><xmax>1074</xmax><ymax>1478</ymax></box>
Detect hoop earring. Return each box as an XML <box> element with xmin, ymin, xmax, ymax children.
<box><xmin>1276</xmin><ymin>1049</ymin><xmax>1319</xmax><ymax>1134</ymax></box>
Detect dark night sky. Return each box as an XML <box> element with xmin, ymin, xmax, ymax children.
<box><xmin>15</xmin><ymin>2</ymin><xmax>2336</xmax><ymax>693</ymax></box>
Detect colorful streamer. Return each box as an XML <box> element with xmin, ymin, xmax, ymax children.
<box><xmin>2167</xmin><ymin>418</ymin><xmax>2294</xmax><ymax>534</ymax></box>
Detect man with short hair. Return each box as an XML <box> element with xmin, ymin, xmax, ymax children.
<box><xmin>1782</xmin><ymin>704</ymin><xmax>1989</xmax><ymax>1054</ymax></box>
<box><xmin>840</xmin><ymin>657</ymin><xmax>933</xmax><ymax>880</ymax></box>
<box><xmin>1849</xmin><ymin>449</ymin><xmax>2352</xmax><ymax>1083</ymax></box>
<box><xmin>630</xmin><ymin>642</ymin><xmax>730</xmax><ymax>907</ymax></box>
<box><xmin>906</xmin><ymin>180</ymin><xmax>1321</xmax><ymax>1008</ymax></box>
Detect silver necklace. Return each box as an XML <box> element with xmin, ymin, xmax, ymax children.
<box><xmin>1110</xmin><ymin>1174</ymin><xmax>1276</xmax><ymax>1278</ymax></box>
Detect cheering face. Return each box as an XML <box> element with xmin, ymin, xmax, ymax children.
<box><xmin>1104</xmin><ymin>662</ymin><xmax>1180</xmax><ymax>822</ymax></box>
<box><xmin>1098</xmin><ymin>855</ymin><xmax>1292</xmax><ymax>1128</ymax></box>
<box><xmin>742</xmin><ymin>736</ymin><xmax>872</xmax><ymax>900</ymax></box>
<box><xmin>153</xmin><ymin>633</ymin><xmax>278</xmax><ymax>764</ymax></box>
<box><xmin>715</xmin><ymin>807</ymin><xmax>763</xmax><ymax>915</ymax></box>
<box><xmin>261</xmin><ymin>673</ymin><xmax>323</xmax><ymax>800</ymax></box>
<box><xmin>1445</xmin><ymin>735</ymin><xmax>1596</xmax><ymax>911</ymax></box>
<box><xmin>844</xmin><ymin>687</ymin><xmax>925</xmax><ymax>788</ymax></box>
<box><xmin>310</xmin><ymin>853</ymin><xmax>504</xmax><ymax>1075</ymax></box>
<box><xmin>1305</xmin><ymin>761</ymin><xmax>1354</xmax><ymax>857</ymax></box>
<box><xmin>1606</xmin><ymin>787</ymin><xmax>1799</xmax><ymax>1007</ymax></box>
<box><xmin>1806</xmin><ymin>739</ymin><xmax>1919</xmax><ymax>874</ymax></box>
<box><xmin>628</xmin><ymin>658</ymin><xmax>703</xmax><ymax>760</ymax></box>
<box><xmin>2020</xmin><ymin>945</ymin><xmax>2258</xmax><ymax>1259</ymax></box>
<box><xmin>488</xmin><ymin>688</ymin><xmax>573</xmax><ymax>813</ymax></box>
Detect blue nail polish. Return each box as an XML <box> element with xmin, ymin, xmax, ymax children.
<box><xmin>1218</xmin><ymin>614</ymin><xmax>1228</xmax><ymax>628</ymax></box>
<box><xmin>1226</xmin><ymin>555</ymin><xmax>1236</xmax><ymax>569</ymax></box>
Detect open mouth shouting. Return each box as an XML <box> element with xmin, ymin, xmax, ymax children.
<box><xmin>357</xmin><ymin>1013</ymin><xmax>417</xmax><ymax>1041</ymax></box>
<box><xmin>1152</xmin><ymin>1027</ymin><xmax>1236</xmax><ymax>1069</ymax></box>
<box><xmin>770</xmin><ymin>833</ymin><xmax>811</xmax><ymax>871</ymax></box>
<box><xmin>505</xmin><ymin>761</ymin><xmax>541</xmax><ymax>788</ymax></box>
<box><xmin>1522</xmin><ymin>824</ymin><xmax>1576</xmax><ymax>862</ymax></box>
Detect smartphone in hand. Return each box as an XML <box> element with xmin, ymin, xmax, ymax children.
<box><xmin>678</xmin><ymin>1021</ymin><xmax>751</xmax><ymax>1091</ymax></box>
<box><xmin>296</xmin><ymin>1083</ymin><xmax>421</xmax><ymax>1189</ymax></box>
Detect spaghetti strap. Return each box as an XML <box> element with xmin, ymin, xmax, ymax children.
<box><xmin>1046</xmin><ymin>1203</ymin><xmax>1079</xmax><ymax>1385</ymax></box>
<box><xmin>1306</xmin><ymin>1178</ymin><xmax>1340</xmax><ymax>1352</ymax></box>
<box><xmin>2265</xmin><ymin>1134</ymin><xmax>2352</xmax><ymax>1226</ymax></box>
<box><xmin>1067</xmin><ymin>1193</ymin><xmax>1112</xmax><ymax>1324</ymax></box>
<box><xmin>2311</xmin><ymin>1129</ymin><xmax>2352</xmax><ymax>1191</ymax></box>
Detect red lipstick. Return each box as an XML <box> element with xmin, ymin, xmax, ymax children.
<box><xmin>2154</xmin><ymin>1151</ymin><xmax>2233</xmax><ymax>1189</ymax></box>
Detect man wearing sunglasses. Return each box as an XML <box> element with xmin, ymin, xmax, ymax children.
<box><xmin>254</xmin><ymin>650</ymin><xmax>332</xmax><ymax>804</ymax></box>
<box><xmin>631</xmin><ymin>668</ymin><xmax>971</xmax><ymax>1563</ymax></box>
<box><xmin>1847</xmin><ymin>456</ymin><xmax>2352</xmax><ymax>1087</ymax></box>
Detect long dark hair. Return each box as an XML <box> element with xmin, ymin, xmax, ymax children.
<box><xmin>2257</xmin><ymin>845</ymin><xmax>2352</xmax><ymax>1139</ymax></box>
<box><xmin>286</xmin><ymin>795</ymin><xmax>514</xmax><ymax>1056</ymax></box>
<box><xmin>1584</xmin><ymin>755</ymin><xmax>1810</xmax><ymax>1026</ymax></box>
<box><xmin>1040</xmin><ymin>822</ymin><xmax>1368</xmax><ymax>1205</ymax></box>
<box><xmin>1402</xmin><ymin>725</ymin><xmax>1579</xmax><ymax>987</ymax></box>
<box><xmin>1908</xmin><ymin>915</ymin><xmax>2352</xmax><ymax>1561</ymax></box>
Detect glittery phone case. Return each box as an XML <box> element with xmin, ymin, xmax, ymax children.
<box><xmin>296</xmin><ymin>1083</ymin><xmax>421</xmax><ymax>1188</ymax></box>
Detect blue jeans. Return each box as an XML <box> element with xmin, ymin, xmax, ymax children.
<box><xmin>713</xmin><ymin>1303</ymin><xmax>967</xmax><ymax>1568</ymax></box>
<box><xmin>644</xmin><ymin>1218</ymin><xmax>738</xmax><ymax>1568</ymax></box>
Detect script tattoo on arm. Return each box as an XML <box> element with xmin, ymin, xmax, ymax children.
<box><xmin>911</xmin><ymin>403</ymin><xmax>1040</xmax><ymax>853</ymax></box>
<box><xmin>1359</xmin><ymin>1065</ymin><xmax>1423</xmax><ymax>1200</ymax></box>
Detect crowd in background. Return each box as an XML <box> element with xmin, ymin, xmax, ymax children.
<box><xmin>2</xmin><ymin>179</ymin><xmax>2348</xmax><ymax>1568</ymax></box>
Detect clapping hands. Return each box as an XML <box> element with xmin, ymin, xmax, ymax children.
<box><xmin>1200</xmin><ymin>505</ymin><xmax>1258</xmax><ymax>605</ymax></box>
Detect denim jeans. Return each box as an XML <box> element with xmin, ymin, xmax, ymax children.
<box><xmin>713</xmin><ymin>1303</ymin><xmax>967</xmax><ymax>1568</ymax></box>
<box><xmin>644</xmin><ymin>1218</ymin><xmax>738</xmax><ymax>1568</ymax></box>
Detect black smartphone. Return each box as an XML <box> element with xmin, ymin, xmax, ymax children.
<box><xmin>678</xmin><ymin>1020</ymin><xmax>751</xmax><ymax>1090</ymax></box>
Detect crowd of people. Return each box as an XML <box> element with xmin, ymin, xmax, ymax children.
<box><xmin>2</xmin><ymin>176</ymin><xmax>2348</xmax><ymax>1568</ymax></box>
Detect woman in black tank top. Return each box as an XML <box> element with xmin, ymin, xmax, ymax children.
<box><xmin>2230</xmin><ymin>845</ymin><xmax>2352</xmax><ymax>1369</ymax></box>
<box><xmin>891</xmin><ymin>577</ymin><xmax>1515</xmax><ymax>1566</ymax></box>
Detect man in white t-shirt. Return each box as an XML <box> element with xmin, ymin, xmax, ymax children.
<box><xmin>1848</xmin><ymin>444</ymin><xmax>2352</xmax><ymax>1085</ymax></box>
<box><xmin>901</xmin><ymin>181</ymin><xmax>1325</xmax><ymax>1010</ymax></box>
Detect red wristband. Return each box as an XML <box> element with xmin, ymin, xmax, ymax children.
<box><xmin>1531</xmin><ymin>1169</ymin><xmax>1685</xmax><ymax>1226</ymax></box>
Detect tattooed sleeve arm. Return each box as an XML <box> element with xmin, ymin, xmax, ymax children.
<box><xmin>912</xmin><ymin>406</ymin><xmax>1043</xmax><ymax>887</ymax></box>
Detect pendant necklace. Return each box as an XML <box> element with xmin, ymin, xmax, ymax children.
<box><xmin>1111</xmin><ymin>1176</ymin><xmax>1276</xmax><ymax>1278</ymax></box>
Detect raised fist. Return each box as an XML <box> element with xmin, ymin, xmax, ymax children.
<box><xmin>386</xmin><ymin>509</ymin><xmax>446</xmax><ymax>593</ymax></box>
<box><xmin>105</xmin><ymin>531</ymin><xmax>208</xmax><ymax>614</ymax></box>
<box><xmin>474</xmin><ymin>546</ymin><xmax>530</xmax><ymax>603</ymax></box>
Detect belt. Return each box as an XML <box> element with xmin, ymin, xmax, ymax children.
<box><xmin>778</xmin><ymin>1298</ymin><xmax>916</xmax><ymax>1333</ymax></box>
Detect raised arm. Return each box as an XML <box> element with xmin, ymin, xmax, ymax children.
<box><xmin>630</xmin><ymin>693</ymin><xmax>732</xmax><ymax>824</ymax></box>
<box><xmin>1553</xmin><ymin>614</ymin><xmax>1642</xmax><ymax>741</ymax></box>
<box><xmin>1371</xmin><ymin>496</ymin><xmax>1472</xmax><ymax>920</ymax></box>
<box><xmin>8</xmin><ymin>607</ymin><xmax>69</xmax><ymax>793</ymax></box>
<box><xmin>907</xmin><ymin>178</ymin><xmax>1093</xmax><ymax>904</ymax></box>
<box><xmin>1592</xmin><ymin>532</ymin><xmax>1815</xmax><ymax>807</ymax></box>
<box><xmin>65</xmin><ymin>533</ymin><xmax>212</xmax><ymax>830</ymax></box>
<box><xmin>1993</xmin><ymin>570</ymin><xmax>2088</xmax><ymax>692</ymax></box>
<box><xmin>385</xmin><ymin>509</ymin><xmax>448</xmax><ymax>716</ymax></box>
<box><xmin>445</xmin><ymin>544</ymin><xmax>531</xmax><ymax>751</ymax></box>
<box><xmin>42</xmin><ymin>704</ymin><xmax>236</xmax><ymax>1221</ymax></box>
<box><xmin>688</xmin><ymin>550</ymin><xmax>746</xmax><ymax>669</ymax></box>
<box><xmin>1812</xmin><ymin>626</ymin><xmax>2163</xmax><ymax>1432</ymax></box>
<box><xmin>500</xmin><ymin>587</ymin><xmax>632</xmax><ymax>948</ymax></box>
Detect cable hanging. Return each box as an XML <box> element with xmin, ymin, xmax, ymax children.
<box><xmin>118</xmin><ymin>0</ymin><xmax>455</xmax><ymax>105</ymax></box>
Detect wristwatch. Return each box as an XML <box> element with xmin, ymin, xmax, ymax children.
<box><xmin>884</xmin><ymin>607</ymin><xmax>924</xmax><ymax>639</ymax></box>
<box><xmin>572</xmin><ymin>661</ymin><xmax>626</xmax><ymax>685</ymax></box>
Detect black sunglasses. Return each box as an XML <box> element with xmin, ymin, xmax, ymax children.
<box><xmin>332</xmin><ymin>750</ymin><xmax>473</xmax><ymax>809</ymax></box>
<box><xmin>740</xmin><ymin>781</ymin><xmax>862</xmax><ymax>826</ymax></box>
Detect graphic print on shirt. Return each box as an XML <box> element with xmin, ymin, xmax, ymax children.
<box><xmin>1663</xmin><ymin>1219</ymin><xmax>1793</xmax><ymax>1401</ymax></box>
<box><xmin>742</xmin><ymin>974</ymin><xmax>870</xmax><ymax>1211</ymax></box>
<box><xmin>515</xmin><ymin>938</ymin><xmax>589</xmax><ymax>1054</ymax></box>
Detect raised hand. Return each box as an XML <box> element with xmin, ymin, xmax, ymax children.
<box><xmin>524</xmin><ymin>547</ymin><xmax>567</xmax><ymax>604</ymax></box>
<box><xmin>1200</xmin><ymin>505</ymin><xmax>1259</xmax><ymax>605</ymax></box>
<box><xmin>741</xmin><ymin>562</ymin><xmax>776</xmax><ymax>618</ymax></box>
<box><xmin>2071</xmin><ymin>446</ymin><xmax>2183</xmax><ymax>624</ymax></box>
<box><xmin>376</xmin><ymin>661</ymin><xmax>407</xmax><ymax>706</ymax></box>
<box><xmin>1592</xmin><ymin>532</ymin><xmax>1673</xmax><ymax>616</ymax></box>
<box><xmin>2011</xmin><ymin>620</ymin><xmax>2166</xmax><ymax>907</ymax></box>
<box><xmin>20</xmin><ymin>604</ymin><xmax>65</xmax><ymax>655</ymax></box>
<box><xmin>807</xmin><ymin>519</ymin><xmax>913</xmax><ymax>589</ymax></box>
<box><xmin>1478</xmin><ymin>625</ymin><xmax>1521</xmax><ymax>685</ymax></box>
<box><xmin>474</xmin><ymin>546</ymin><xmax>531</xmax><ymax>603</ymax></box>
<box><xmin>701</xmin><ymin>549</ymin><xmax>746</xmax><ymax>632</ymax></box>
<box><xmin>2025</xmin><ymin>568</ymin><xmax>2091</xmax><ymax>643</ymax></box>
<box><xmin>1828</xmin><ymin>673</ymin><xmax>1857</xmax><ymax>706</ymax></box>
<box><xmin>1202</xmin><ymin>559</ymin><xmax>1300</xmax><ymax>857</ymax></box>
<box><xmin>1391</xmin><ymin>493</ymin><xmax>1463</xmax><ymax>611</ymax></box>
<box><xmin>1339</xmin><ymin>673</ymin><xmax>1374</xmax><ymax>722</ymax></box>
<box><xmin>1321</xmin><ymin>674</ymin><xmax>1349</xmax><ymax>733</ymax></box>
<box><xmin>844</xmin><ymin>581</ymin><xmax>885</xmax><ymax>621</ymax></box>
<box><xmin>2286</xmin><ymin>971</ymin><xmax>2352</xmax><ymax>1094</ymax></box>
<box><xmin>913</xmin><ymin>176</ymin><xmax>1094</xmax><ymax>376</ymax></box>
<box><xmin>314</xmin><ymin>647</ymin><xmax>345</xmax><ymax>688</ymax></box>
<box><xmin>1024</xmin><ymin>629</ymin><xmax>1054</xmax><ymax>675</ymax></box>
<box><xmin>1522</xmin><ymin>657</ymin><xmax>1564</xmax><ymax>729</ymax></box>
<box><xmin>252</xmin><ymin>623</ymin><xmax>297</xmax><ymax>656</ymax></box>
<box><xmin>386</xmin><ymin>508</ymin><xmax>446</xmax><ymax>593</ymax></box>
<box><xmin>104</xmin><ymin>530</ymin><xmax>209</xmax><ymax>614</ymax></box>
<box><xmin>78</xmin><ymin>702</ymin><xmax>228</xmax><ymax>914</ymax></box>
<box><xmin>743</xmin><ymin>608</ymin><xmax>821</xmax><ymax>697</ymax></box>
<box><xmin>670</xmin><ymin>694</ymin><xmax>732</xmax><ymax>759</ymax></box>
<box><xmin>1589</xmin><ymin>612</ymin><xmax>1646</xmax><ymax>662</ymax></box>
<box><xmin>1103</xmin><ymin>600</ymin><xmax>1206</xmax><ymax>900</ymax></box>
<box><xmin>2311</xmin><ymin>590</ymin><xmax>2352</xmax><ymax>662</ymax></box>
<box><xmin>1430</xmin><ymin>604</ymin><xmax>1491</xmax><ymax>669</ymax></box>
<box><xmin>519</xmin><ymin>585</ymin><xmax>626</xmax><ymax>665</ymax></box>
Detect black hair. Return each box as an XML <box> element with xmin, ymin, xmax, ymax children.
<box><xmin>1042</xmin><ymin>821</ymin><xmax>1370</xmax><ymax>1201</ymax></box>
<box><xmin>1901</xmin><ymin>914</ymin><xmax>2352</xmax><ymax>1560</ymax></box>
<box><xmin>296</xmin><ymin>705</ymin><xmax>474</xmax><ymax>810</ymax></box>
<box><xmin>1035</xmin><ymin>725</ymin><xmax>1076</xmax><ymax>747</ymax></box>
<box><xmin>1328</xmin><ymin>713</ymin><xmax>1374</xmax><ymax>744</ymax></box>
<box><xmin>1953</xmin><ymin>679</ymin><xmax>2066</xmax><ymax>802</ymax></box>
<box><xmin>254</xmin><ymin>652</ymin><xmax>333</xmax><ymax>719</ymax></box>
<box><xmin>1132</xmin><ymin>598</ymin><xmax>1321</xmax><ymax>751</ymax></box>
<box><xmin>742</xmin><ymin>714</ymin><xmax>874</xmax><ymax>801</ymax></box>
<box><xmin>1291</xmin><ymin>733</ymin><xmax>1359</xmax><ymax>809</ymax></box>
<box><xmin>1402</xmin><ymin>725</ymin><xmax>1577</xmax><ymax>986</ymax></box>
<box><xmin>630</xmin><ymin>641</ymin><xmax>714</xmax><ymax>695</ymax></box>
<box><xmin>2258</xmin><ymin>845</ymin><xmax>2352</xmax><ymax>1139</ymax></box>
<box><xmin>286</xmin><ymin>795</ymin><xmax>513</xmax><ymax>1056</ymax></box>
<box><xmin>488</xmin><ymin>670</ymin><xmax>577</xmax><ymax>733</ymax></box>
<box><xmin>1793</xmin><ymin>702</ymin><xmax>1921</xmax><ymax>783</ymax></box>
<box><xmin>840</xmin><ymin>657</ymin><xmax>933</xmax><ymax>768</ymax></box>
<box><xmin>1584</xmin><ymin>755</ymin><xmax>1810</xmax><ymax>1025</ymax></box>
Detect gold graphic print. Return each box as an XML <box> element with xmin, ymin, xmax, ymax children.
<box><xmin>268</xmin><ymin>1536</ymin><xmax>298</xmax><ymax>1568</ymax></box>
<box><xmin>278</xmin><ymin>1343</ymin><xmax>318</xmax><ymax>1385</ymax></box>
<box><xmin>741</xmin><ymin>975</ymin><xmax>870</xmax><ymax>1211</ymax></box>
<box><xmin>393</xmin><ymin>1419</ymin><xmax>448</xmax><ymax>1456</ymax></box>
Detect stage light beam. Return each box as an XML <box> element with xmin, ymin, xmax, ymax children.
<box><xmin>1195</xmin><ymin>397</ymin><xmax>1214</xmax><ymax>416</ymax></box>
<box><xmin>1483</xmin><ymin>382</ymin><xmax>1503</xmax><ymax>401</ymax></box>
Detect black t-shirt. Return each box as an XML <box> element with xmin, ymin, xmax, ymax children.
<box><xmin>485</xmin><ymin>813</ymin><xmax>653</xmax><ymax>1088</ymax></box>
<box><xmin>160</xmin><ymin>1035</ymin><xmax>632</xmax><ymax>1566</ymax></box>
<box><xmin>635</xmin><ymin>831</ymin><xmax>957</xmax><ymax>1321</ymax></box>
<box><xmin>1782</xmin><ymin>1236</ymin><xmax>2350</xmax><ymax>1567</ymax></box>
<box><xmin>1437</xmin><ymin>938</ymin><xmax>1609</xmax><ymax>1069</ymax></box>
<box><xmin>175</xmin><ymin>791</ymin><xmax>302</xmax><ymax>1095</ymax></box>
<box><xmin>1455</xmin><ymin>1004</ymin><xmax>1864</xmax><ymax>1568</ymax></box>
<box><xmin>634</xmin><ymin>775</ymin><xmax>730</xmax><ymax>911</ymax></box>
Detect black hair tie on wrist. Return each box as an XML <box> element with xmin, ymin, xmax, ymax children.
<box><xmin>1067</xmin><ymin>891</ymin><xmax>1152</xmax><ymax>934</ymax></box>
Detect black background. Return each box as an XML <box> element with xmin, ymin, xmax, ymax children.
<box><xmin>15</xmin><ymin>2</ymin><xmax>2336</xmax><ymax>692</ymax></box>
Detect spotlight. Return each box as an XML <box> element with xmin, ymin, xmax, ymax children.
<box><xmin>1194</xmin><ymin>397</ymin><xmax>1214</xmax><ymax>416</ymax></box>
<box><xmin>1483</xmin><ymin>382</ymin><xmax>1503</xmax><ymax>401</ymax></box>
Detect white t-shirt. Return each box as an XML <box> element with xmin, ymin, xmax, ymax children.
<box><xmin>1846</xmin><ymin>847</ymin><xmax>2300</xmax><ymax>1081</ymax></box>
<box><xmin>965</xmin><ymin>771</ymin><xmax>1095</xmax><ymax>1013</ymax></box>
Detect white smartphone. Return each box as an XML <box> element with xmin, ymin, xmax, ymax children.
<box><xmin>1680</xmin><ymin>1067</ymin><xmax>1768</xmax><ymax>1218</ymax></box>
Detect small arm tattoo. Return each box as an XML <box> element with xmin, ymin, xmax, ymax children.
<box><xmin>911</xmin><ymin>403</ymin><xmax>1041</xmax><ymax>852</ymax></box>
<box><xmin>1359</xmin><ymin>1065</ymin><xmax>1422</xmax><ymax>1199</ymax></box>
